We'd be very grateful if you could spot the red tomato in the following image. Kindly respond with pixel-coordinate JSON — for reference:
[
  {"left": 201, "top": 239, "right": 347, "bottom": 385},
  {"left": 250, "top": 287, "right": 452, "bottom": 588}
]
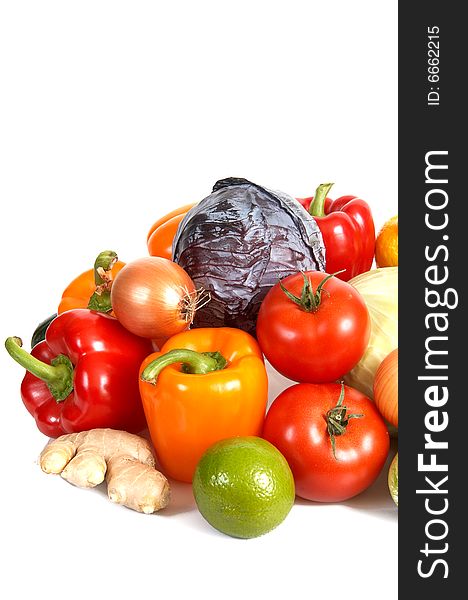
[
  {"left": 263, "top": 383, "right": 389, "bottom": 502},
  {"left": 256, "top": 271, "right": 370, "bottom": 383}
]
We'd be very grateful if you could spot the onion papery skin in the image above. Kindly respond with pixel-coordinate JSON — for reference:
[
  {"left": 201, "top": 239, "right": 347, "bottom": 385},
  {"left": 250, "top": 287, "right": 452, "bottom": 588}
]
[
  {"left": 374, "top": 348, "right": 398, "bottom": 427},
  {"left": 111, "top": 256, "right": 198, "bottom": 340}
]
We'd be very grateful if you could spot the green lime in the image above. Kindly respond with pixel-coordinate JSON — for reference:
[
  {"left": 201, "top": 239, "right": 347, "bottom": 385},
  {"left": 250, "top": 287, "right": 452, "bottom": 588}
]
[
  {"left": 388, "top": 453, "right": 398, "bottom": 506},
  {"left": 193, "top": 436, "right": 295, "bottom": 539}
]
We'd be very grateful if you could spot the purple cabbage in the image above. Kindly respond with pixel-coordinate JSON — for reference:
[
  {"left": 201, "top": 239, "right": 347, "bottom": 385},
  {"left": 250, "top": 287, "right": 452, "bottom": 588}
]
[{"left": 172, "top": 177, "right": 326, "bottom": 336}]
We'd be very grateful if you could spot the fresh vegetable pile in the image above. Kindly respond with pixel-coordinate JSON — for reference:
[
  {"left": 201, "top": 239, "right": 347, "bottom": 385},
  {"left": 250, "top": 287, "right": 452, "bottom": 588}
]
[{"left": 5, "top": 177, "right": 399, "bottom": 537}]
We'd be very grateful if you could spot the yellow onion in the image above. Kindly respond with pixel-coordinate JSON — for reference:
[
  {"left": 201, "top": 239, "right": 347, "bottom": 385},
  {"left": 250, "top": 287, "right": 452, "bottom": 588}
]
[
  {"left": 111, "top": 256, "right": 206, "bottom": 340},
  {"left": 374, "top": 348, "right": 398, "bottom": 427}
]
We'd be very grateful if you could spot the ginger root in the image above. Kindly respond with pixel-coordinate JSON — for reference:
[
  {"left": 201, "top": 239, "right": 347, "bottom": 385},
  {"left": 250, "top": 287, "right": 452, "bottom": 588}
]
[{"left": 39, "top": 429, "right": 170, "bottom": 514}]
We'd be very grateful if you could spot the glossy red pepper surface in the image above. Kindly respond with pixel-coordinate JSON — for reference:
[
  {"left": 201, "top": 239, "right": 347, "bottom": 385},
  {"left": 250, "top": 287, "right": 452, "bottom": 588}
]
[
  {"left": 7, "top": 309, "right": 153, "bottom": 437},
  {"left": 298, "top": 184, "right": 375, "bottom": 281}
]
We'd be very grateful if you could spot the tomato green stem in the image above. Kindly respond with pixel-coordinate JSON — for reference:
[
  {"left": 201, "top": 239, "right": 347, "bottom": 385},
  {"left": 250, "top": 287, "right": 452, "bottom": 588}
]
[
  {"left": 87, "top": 250, "right": 118, "bottom": 313},
  {"left": 308, "top": 183, "right": 334, "bottom": 217},
  {"left": 326, "top": 384, "right": 364, "bottom": 459},
  {"left": 4, "top": 337, "right": 74, "bottom": 401},
  {"left": 141, "top": 349, "right": 228, "bottom": 384},
  {"left": 280, "top": 271, "right": 345, "bottom": 312}
]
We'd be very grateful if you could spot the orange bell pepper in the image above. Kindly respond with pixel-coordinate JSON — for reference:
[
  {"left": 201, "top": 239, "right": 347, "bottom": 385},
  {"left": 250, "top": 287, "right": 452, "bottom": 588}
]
[
  {"left": 58, "top": 250, "right": 125, "bottom": 314},
  {"left": 139, "top": 327, "right": 268, "bottom": 482},
  {"left": 147, "top": 202, "right": 196, "bottom": 260}
]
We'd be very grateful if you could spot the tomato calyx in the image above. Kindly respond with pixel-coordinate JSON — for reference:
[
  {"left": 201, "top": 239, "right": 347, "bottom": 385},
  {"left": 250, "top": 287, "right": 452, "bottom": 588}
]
[
  {"left": 325, "top": 384, "right": 364, "bottom": 459},
  {"left": 280, "top": 271, "right": 345, "bottom": 313}
]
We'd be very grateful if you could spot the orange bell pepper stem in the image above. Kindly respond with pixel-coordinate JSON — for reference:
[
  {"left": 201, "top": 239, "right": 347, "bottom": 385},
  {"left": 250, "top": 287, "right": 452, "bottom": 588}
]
[
  {"left": 87, "top": 250, "right": 118, "bottom": 312},
  {"left": 141, "top": 348, "right": 228, "bottom": 383},
  {"left": 139, "top": 327, "right": 268, "bottom": 483},
  {"left": 57, "top": 250, "right": 125, "bottom": 315}
]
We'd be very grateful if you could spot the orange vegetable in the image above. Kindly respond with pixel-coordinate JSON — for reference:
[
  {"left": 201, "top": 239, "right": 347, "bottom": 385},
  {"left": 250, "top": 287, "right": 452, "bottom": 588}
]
[
  {"left": 58, "top": 250, "right": 125, "bottom": 315},
  {"left": 375, "top": 215, "right": 398, "bottom": 267},
  {"left": 147, "top": 202, "right": 196, "bottom": 259},
  {"left": 139, "top": 327, "right": 268, "bottom": 482},
  {"left": 374, "top": 348, "right": 398, "bottom": 427}
]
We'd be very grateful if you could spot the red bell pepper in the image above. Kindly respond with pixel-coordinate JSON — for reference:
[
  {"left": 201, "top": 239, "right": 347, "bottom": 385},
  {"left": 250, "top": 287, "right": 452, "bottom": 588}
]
[
  {"left": 5, "top": 309, "right": 153, "bottom": 437},
  {"left": 297, "top": 183, "right": 375, "bottom": 281}
]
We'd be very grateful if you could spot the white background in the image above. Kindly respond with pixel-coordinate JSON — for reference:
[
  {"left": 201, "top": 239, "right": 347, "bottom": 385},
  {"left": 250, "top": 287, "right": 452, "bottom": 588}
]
[{"left": 0, "top": 2, "right": 397, "bottom": 599}]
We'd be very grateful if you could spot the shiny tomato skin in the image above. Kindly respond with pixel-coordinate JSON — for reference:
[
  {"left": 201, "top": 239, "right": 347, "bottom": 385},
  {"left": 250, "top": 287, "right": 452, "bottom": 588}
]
[
  {"left": 256, "top": 271, "right": 370, "bottom": 383},
  {"left": 262, "top": 383, "right": 389, "bottom": 502}
]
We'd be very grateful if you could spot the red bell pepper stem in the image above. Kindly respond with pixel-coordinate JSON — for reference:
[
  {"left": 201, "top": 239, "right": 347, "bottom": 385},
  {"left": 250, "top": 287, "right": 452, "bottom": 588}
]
[
  {"left": 141, "top": 349, "right": 228, "bottom": 384},
  {"left": 87, "top": 250, "right": 118, "bottom": 313},
  {"left": 5, "top": 336, "right": 73, "bottom": 402},
  {"left": 308, "top": 183, "right": 334, "bottom": 217}
]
